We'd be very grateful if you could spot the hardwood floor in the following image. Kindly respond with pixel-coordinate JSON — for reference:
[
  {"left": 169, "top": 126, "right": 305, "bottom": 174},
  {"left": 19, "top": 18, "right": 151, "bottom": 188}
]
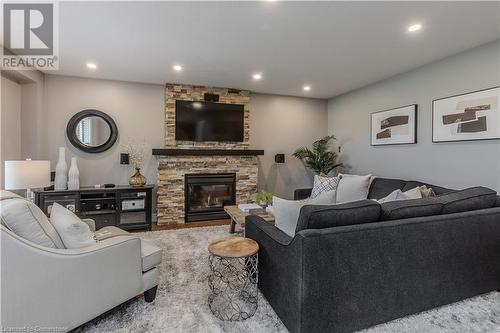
[{"left": 150, "top": 219, "right": 231, "bottom": 231}]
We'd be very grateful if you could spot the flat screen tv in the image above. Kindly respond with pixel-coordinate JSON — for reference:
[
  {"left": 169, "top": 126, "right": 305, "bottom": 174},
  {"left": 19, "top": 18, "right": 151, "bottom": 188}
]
[{"left": 175, "top": 100, "right": 244, "bottom": 142}]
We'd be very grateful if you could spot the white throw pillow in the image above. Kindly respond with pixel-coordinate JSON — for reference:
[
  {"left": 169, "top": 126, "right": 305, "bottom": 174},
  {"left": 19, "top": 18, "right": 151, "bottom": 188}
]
[
  {"left": 336, "top": 174, "right": 372, "bottom": 204},
  {"left": 50, "top": 203, "right": 97, "bottom": 249},
  {"left": 273, "top": 190, "right": 335, "bottom": 237},
  {"left": 310, "top": 175, "right": 340, "bottom": 199},
  {"left": 0, "top": 197, "right": 65, "bottom": 248},
  {"left": 377, "top": 187, "right": 423, "bottom": 203}
]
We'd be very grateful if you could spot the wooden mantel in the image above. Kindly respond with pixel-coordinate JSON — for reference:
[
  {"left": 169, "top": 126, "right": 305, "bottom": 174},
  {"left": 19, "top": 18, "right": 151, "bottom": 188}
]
[{"left": 152, "top": 148, "right": 264, "bottom": 156}]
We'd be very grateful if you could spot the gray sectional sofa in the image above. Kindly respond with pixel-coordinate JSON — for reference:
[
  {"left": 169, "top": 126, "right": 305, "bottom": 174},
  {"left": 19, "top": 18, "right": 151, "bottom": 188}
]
[{"left": 245, "top": 178, "right": 500, "bottom": 333}]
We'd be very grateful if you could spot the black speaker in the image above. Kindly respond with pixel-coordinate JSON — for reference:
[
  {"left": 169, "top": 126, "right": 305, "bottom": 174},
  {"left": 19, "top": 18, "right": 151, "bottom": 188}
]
[
  {"left": 275, "top": 154, "right": 285, "bottom": 163},
  {"left": 120, "top": 153, "right": 130, "bottom": 165},
  {"left": 204, "top": 93, "right": 219, "bottom": 102}
]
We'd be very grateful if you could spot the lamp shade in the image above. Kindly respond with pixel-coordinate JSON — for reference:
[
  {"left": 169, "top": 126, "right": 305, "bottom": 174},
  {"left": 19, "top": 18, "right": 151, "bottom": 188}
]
[{"left": 4, "top": 160, "right": 51, "bottom": 190}]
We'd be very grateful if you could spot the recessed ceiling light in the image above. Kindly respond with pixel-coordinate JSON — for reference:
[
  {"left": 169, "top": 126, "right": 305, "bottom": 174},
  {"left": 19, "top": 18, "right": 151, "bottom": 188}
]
[
  {"left": 173, "top": 65, "right": 183, "bottom": 71},
  {"left": 303, "top": 85, "right": 311, "bottom": 91},
  {"left": 252, "top": 73, "right": 262, "bottom": 80},
  {"left": 407, "top": 24, "right": 422, "bottom": 32},
  {"left": 86, "top": 62, "right": 97, "bottom": 69}
]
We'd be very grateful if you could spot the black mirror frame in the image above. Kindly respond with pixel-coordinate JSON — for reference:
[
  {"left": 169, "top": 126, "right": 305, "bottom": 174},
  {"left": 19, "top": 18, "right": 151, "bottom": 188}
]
[{"left": 66, "top": 109, "right": 118, "bottom": 153}]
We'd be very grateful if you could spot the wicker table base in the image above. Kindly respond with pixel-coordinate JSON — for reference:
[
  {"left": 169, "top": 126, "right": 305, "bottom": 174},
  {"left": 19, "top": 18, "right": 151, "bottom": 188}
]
[{"left": 207, "top": 237, "right": 259, "bottom": 321}]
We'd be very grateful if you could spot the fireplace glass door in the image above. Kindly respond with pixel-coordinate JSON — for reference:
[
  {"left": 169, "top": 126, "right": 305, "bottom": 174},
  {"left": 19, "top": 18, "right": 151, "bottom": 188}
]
[{"left": 185, "top": 173, "right": 236, "bottom": 222}]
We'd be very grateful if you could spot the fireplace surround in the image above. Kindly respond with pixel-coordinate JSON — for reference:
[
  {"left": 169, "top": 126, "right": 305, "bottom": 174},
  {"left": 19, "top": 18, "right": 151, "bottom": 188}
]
[
  {"left": 185, "top": 173, "right": 235, "bottom": 222},
  {"left": 155, "top": 83, "right": 261, "bottom": 225}
]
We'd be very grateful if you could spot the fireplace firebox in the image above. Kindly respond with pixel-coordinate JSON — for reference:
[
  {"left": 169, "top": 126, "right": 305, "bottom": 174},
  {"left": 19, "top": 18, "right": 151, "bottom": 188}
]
[{"left": 185, "top": 173, "right": 236, "bottom": 222}]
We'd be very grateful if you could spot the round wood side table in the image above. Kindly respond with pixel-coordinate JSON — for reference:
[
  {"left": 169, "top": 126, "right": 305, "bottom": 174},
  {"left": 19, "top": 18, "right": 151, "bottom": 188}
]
[{"left": 207, "top": 237, "right": 259, "bottom": 321}]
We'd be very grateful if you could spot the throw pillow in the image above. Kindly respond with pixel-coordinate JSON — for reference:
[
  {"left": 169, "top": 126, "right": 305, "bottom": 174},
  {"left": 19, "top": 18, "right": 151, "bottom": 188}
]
[
  {"left": 0, "top": 197, "right": 65, "bottom": 248},
  {"left": 419, "top": 185, "right": 436, "bottom": 198},
  {"left": 336, "top": 174, "right": 372, "bottom": 204},
  {"left": 377, "top": 187, "right": 422, "bottom": 204},
  {"left": 50, "top": 203, "right": 97, "bottom": 249},
  {"left": 273, "top": 190, "right": 336, "bottom": 237},
  {"left": 310, "top": 175, "right": 340, "bottom": 199}
]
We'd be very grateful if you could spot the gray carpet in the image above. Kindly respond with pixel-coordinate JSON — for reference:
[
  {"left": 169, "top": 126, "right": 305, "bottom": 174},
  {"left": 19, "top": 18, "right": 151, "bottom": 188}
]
[{"left": 79, "top": 226, "right": 500, "bottom": 333}]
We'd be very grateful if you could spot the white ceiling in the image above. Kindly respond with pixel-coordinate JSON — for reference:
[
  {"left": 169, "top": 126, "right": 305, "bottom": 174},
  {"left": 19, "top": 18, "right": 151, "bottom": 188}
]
[{"left": 52, "top": 1, "right": 500, "bottom": 99}]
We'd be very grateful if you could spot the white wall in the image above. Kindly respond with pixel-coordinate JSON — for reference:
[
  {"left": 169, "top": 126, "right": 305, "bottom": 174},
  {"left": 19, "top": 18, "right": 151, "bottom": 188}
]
[
  {"left": 0, "top": 76, "right": 22, "bottom": 188},
  {"left": 250, "top": 94, "right": 328, "bottom": 198},
  {"left": 44, "top": 75, "right": 165, "bottom": 186},
  {"left": 328, "top": 40, "right": 500, "bottom": 191}
]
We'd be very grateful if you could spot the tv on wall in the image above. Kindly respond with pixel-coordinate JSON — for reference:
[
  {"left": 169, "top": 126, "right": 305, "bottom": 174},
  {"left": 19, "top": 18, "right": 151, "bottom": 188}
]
[{"left": 175, "top": 100, "right": 244, "bottom": 142}]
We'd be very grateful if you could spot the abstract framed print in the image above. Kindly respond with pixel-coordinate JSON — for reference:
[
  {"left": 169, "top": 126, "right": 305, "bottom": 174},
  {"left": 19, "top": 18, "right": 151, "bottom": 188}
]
[
  {"left": 371, "top": 104, "right": 417, "bottom": 146},
  {"left": 432, "top": 86, "right": 500, "bottom": 143}
]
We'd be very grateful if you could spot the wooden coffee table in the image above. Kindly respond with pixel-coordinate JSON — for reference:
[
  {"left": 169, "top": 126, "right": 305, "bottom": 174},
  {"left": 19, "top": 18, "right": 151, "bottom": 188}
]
[{"left": 224, "top": 205, "right": 274, "bottom": 234}]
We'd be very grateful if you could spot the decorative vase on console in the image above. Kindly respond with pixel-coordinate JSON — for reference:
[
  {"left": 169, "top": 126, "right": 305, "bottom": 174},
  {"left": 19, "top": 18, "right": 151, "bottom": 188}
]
[
  {"left": 129, "top": 168, "right": 147, "bottom": 187},
  {"left": 54, "top": 147, "right": 68, "bottom": 190},
  {"left": 122, "top": 138, "right": 147, "bottom": 188},
  {"left": 68, "top": 157, "right": 80, "bottom": 190}
]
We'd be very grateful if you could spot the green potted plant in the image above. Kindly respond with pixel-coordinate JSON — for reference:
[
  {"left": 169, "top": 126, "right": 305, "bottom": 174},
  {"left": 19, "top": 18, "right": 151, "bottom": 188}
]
[
  {"left": 253, "top": 191, "right": 273, "bottom": 208},
  {"left": 293, "top": 135, "right": 343, "bottom": 175}
]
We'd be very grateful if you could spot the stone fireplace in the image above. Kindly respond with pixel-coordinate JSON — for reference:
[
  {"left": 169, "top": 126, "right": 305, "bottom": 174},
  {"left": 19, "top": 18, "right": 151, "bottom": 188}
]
[{"left": 155, "top": 84, "right": 261, "bottom": 226}]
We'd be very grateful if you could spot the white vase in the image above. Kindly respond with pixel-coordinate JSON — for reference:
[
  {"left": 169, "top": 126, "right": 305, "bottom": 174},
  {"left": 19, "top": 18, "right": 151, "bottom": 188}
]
[
  {"left": 54, "top": 147, "right": 68, "bottom": 190},
  {"left": 68, "top": 157, "right": 80, "bottom": 190}
]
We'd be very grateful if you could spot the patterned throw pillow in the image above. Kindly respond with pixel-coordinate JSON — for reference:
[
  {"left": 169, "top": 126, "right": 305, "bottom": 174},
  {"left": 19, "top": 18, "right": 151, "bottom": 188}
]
[{"left": 310, "top": 175, "right": 340, "bottom": 199}]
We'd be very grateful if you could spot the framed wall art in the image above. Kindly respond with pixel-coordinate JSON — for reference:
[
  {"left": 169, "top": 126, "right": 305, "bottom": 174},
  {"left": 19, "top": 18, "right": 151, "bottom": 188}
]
[
  {"left": 432, "top": 86, "right": 500, "bottom": 143},
  {"left": 371, "top": 104, "right": 417, "bottom": 146}
]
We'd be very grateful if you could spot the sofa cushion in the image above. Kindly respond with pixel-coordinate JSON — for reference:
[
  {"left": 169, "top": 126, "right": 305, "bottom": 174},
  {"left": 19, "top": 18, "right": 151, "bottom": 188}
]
[
  {"left": 141, "top": 240, "right": 162, "bottom": 272},
  {"left": 94, "top": 226, "right": 161, "bottom": 272},
  {"left": 95, "top": 226, "right": 130, "bottom": 240},
  {"left": 296, "top": 200, "right": 381, "bottom": 232},
  {"left": 50, "top": 203, "right": 97, "bottom": 249},
  {"left": 0, "top": 197, "right": 65, "bottom": 248},
  {"left": 380, "top": 197, "right": 443, "bottom": 221},
  {"left": 368, "top": 178, "right": 407, "bottom": 200},
  {"left": 496, "top": 195, "right": 500, "bottom": 207},
  {"left": 438, "top": 187, "right": 497, "bottom": 214}
]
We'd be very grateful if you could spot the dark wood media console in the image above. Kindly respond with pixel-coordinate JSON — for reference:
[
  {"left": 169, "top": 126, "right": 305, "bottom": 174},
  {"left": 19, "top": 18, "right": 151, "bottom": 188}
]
[{"left": 34, "top": 185, "right": 153, "bottom": 231}]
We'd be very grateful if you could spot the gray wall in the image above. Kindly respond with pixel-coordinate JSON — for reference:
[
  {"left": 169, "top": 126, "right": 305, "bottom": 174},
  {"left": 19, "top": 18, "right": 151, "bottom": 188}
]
[
  {"left": 44, "top": 75, "right": 165, "bottom": 186},
  {"left": 250, "top": 94, "right": 328, "bottom": 199},
  {"left": 1, "top": 76, "right": 22, "bottom": 188},
  {"left": 328, "top": 40, "right": 500, "bottom": 191},
  {"left": 43, "top": 75, "right": 328, "bottom": 198}
]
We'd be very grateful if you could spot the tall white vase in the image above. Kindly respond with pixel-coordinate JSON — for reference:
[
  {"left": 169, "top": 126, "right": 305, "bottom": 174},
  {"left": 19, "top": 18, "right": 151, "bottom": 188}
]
[
  {"left": 68, "top": 157, "right": 80, "bottom": 190},
  {"left": 54, "top": 147, "right": 68, "bottom": 190}
]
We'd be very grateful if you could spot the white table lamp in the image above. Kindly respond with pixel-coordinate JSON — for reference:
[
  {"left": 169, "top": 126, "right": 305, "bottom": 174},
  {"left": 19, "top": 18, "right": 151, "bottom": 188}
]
[{"left": 4, "top": 160, "right": 51, "bottom": 201}]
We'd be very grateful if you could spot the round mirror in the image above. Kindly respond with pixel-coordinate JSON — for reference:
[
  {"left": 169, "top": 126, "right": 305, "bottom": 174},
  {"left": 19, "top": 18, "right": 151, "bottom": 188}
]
[{"left": 67, "top": 110, "right": 118, "bottom": 153}]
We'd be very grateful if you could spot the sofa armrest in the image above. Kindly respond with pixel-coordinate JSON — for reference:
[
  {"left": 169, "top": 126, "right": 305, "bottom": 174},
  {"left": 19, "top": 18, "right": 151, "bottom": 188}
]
[
  {"left": 245, "top": 216, "right": 303, "bottom": 332},
  {"left": 245, "top": 215, "right": 292, "bottom": 245},
  {"left": 1, "top": 227, "right": 144, "bottom": 330},
  {"left": 294, "top": 188, "right": 312, "bottom": 200},
  {"left": 81, "top": 218, "right": 96, "bottom": 232}
]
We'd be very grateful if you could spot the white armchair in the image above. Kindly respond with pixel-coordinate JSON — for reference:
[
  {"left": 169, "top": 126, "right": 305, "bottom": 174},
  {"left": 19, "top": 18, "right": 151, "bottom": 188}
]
[{"left": 0, "top": 192, "right": 161, "bottom": 332}]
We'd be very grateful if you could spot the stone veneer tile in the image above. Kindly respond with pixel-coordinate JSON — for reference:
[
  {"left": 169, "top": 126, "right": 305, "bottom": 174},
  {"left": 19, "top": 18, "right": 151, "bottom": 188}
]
[{"left": 157, "top": 84, "right": 257, "bottom": 225}]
